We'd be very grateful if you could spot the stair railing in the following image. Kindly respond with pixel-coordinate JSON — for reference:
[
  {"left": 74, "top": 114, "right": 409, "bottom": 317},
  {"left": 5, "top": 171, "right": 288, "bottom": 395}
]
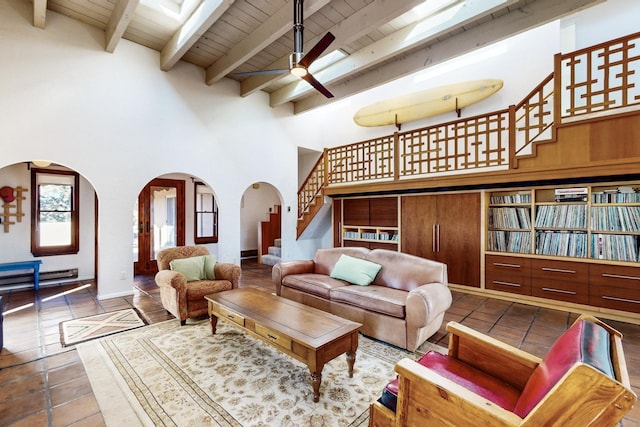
[{"left": 296, "top": 31, "right": 640, "bottom": 236}]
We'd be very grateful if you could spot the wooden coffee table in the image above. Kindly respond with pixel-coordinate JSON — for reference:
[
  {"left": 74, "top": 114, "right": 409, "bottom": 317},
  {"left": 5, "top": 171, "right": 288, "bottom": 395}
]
[{"left": 205, "top": 288, "right": 361, "bottom": 402}]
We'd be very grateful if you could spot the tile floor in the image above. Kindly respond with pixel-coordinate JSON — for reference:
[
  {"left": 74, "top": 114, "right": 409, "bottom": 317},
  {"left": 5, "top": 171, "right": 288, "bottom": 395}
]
[{"left": 0, "top": 259, "right": 638, "bottom": 426}]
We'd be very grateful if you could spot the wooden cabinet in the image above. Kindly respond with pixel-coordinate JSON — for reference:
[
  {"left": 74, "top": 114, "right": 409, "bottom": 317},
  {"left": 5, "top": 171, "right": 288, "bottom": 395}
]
[
  {"left": 485, "top": 255, "right": 531, "bottom": 295},
  {"left": 589, "top": 264, "right": 640, "bottom": 313},
  {"left": 402, "top": 193, "right": 481, "bottom": 287},
  {"left": 339, "top": 197, "right": 399, "bottom": 249},
  {"left": 530, "top": 258, "right": 589, "bottom": 305},
  {"left": 484, "top": 181, "right": 640, "bottom": 316}
]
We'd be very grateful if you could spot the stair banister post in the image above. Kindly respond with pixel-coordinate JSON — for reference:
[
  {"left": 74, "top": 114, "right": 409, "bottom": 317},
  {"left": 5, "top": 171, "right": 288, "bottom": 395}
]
[
  {"left": 508, "top": 104, "right": 517, "bottom": 169},
  {"left": 323, "top": 148, "right": 329, "bottom": 188},
  {"left": 553, "top": 52, "right": 562, "bottom": 127},
  {"left": 393, "top": 131, "right": 400, "bottom": 181}
]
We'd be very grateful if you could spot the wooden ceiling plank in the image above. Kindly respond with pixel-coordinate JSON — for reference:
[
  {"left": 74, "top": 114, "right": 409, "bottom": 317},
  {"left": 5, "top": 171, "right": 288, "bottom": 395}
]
[
  {"left": 205, "top": 0, "right": 330, "bottom": 85},
  {"left": 160, "top": 0, "right": 236, "bottom": 71},
  {"left": 33, "top": 0, "right": 47, "bottom": 28},
  {"left": 105, "top": 0, "right": 140, "bottom": 53},
  {"left": 292, "top": 0, "right": 604, "bottom": 113},
  {"left": 269, "top": 0, "right": 507, "bottom": 106},
  {"left": 240, "top": 0, "right": 425, "bottom": 97}
]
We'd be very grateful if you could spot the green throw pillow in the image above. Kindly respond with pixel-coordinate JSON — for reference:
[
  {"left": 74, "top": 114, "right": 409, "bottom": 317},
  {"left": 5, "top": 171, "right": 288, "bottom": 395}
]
[
  {"left": 330, "top": 254, "right": 382, "bottom": 286},
  {"left": 203, "top": 254, "right": 217, "bottom": 280},
  {"left": 170, "top": 256, "right": 205, "bottom": 282}
]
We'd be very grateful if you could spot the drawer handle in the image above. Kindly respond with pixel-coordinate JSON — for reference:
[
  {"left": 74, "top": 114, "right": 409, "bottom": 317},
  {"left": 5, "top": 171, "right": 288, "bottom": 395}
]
[
  {"left": 602, "top": 296, "right": 640, "bottom": 304},
  {"left": 541, "top": 267, "right": 576, "bottom": 274},
  {"left": 602, "top": 273, "right": 640, "bottom": 281},
  {"left": 267, "top": 333, "right": 278, "bottom": 341},
  {"left": 493, "top": 280, "right": 520, "bottom": 287},
  {"left": 541, "top": 287, "right": 576, "bottom": 295},
  {"left": 226, "top": 314, "right": 235, "bottom": 319},
  {"left": 494, "top": 263, "right": 521, "bottom": 268}
]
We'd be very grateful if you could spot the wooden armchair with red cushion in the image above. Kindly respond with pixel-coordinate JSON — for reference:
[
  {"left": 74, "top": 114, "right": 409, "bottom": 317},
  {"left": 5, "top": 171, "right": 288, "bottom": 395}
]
[{"left": 370, "top": 314, "right": 636, "bottom": 427}]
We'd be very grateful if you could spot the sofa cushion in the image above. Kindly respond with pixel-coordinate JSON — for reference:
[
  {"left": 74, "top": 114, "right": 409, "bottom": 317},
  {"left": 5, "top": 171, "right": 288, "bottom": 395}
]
[
  {"left": 513, "top": 319, "right": 613, "bottom": 418},
  {"left": 282, "top": 274, "right": 348, "bottom": 299},
  {"left": 203, "top": 255, "right": 217, "bottom": 280},
  {"left": 330, "top": 285, "right": 406, "bottom": 318},
  {"left": 330, "top": 254, "right": 382, "bottom": 286},
  {"left": 313, "top": 247, "right": 370, "bottom": 275},
  {"left": 170, "top": 256, "right": 206, "bottom": 281},
  {"left": 380, "top": 351, "right": 521, "bottom": 413},
  {"left": 366, "top": 249, "right": 447, "bottom": 292}
]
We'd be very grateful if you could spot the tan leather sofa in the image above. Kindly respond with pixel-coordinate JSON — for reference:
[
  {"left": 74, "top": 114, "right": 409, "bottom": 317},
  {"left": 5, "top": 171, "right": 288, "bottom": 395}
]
[{"left": 272, "top": 247, "right": 451, "bottom": 351}]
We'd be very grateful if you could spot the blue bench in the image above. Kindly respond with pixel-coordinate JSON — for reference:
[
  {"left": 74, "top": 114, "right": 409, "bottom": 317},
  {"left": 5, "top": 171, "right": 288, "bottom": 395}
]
[{"left": 0, "top": 260, "right": 43, "bottom": 291}]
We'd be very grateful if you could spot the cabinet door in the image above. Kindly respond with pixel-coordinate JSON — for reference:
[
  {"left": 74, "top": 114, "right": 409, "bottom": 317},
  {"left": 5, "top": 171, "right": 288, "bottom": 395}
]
[
  {"left": 401, "top": 194, "right": 438, "bottom": 260},
  {"left": 401, "top": 193, "right": 481, "bottom": 287},
  {"left": 437, "top": 193, "right": 481, "bottom": 287}
]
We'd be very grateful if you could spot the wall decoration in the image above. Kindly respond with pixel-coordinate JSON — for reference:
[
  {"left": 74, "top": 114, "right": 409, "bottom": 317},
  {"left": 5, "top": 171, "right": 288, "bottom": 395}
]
[{"left": 1, "top": 186, "right": 27, "bottom": 232}]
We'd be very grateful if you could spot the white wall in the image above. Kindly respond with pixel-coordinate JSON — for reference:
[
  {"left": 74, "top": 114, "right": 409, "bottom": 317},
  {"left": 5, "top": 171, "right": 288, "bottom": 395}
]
[{"left": 1, "top": 0, "right": 638, "bottom": 298}]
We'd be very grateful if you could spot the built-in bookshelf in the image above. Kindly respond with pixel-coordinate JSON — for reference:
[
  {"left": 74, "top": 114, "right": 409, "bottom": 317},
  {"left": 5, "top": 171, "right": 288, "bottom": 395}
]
[
  {"left": 534, "top": 187, "right": 588, "bottom": 258},
  {"left": 342, "top": 226, "right": 399, "bottom": 244},
  {"left": 590, "top": 184, "right": 640, "bottom": 262},
  {"left": 487, "top": 190, "right": 532, "bottom": 253},
  {"left": 486, "top": 183, "right": 640, "bottom": 262}
]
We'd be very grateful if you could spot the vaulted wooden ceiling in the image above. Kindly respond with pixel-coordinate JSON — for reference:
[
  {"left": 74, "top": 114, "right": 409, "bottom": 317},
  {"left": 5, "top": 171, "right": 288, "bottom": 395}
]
[{"left": 30, "top": 0, "right": 601, "bottom": 113}]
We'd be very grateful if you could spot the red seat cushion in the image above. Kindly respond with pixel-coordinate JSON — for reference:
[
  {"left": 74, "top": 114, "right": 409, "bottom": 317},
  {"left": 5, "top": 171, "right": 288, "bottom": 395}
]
[
  {"left": 380, "top": 351, "right": 521, "bottom": 412},
  {"left": 513, "top": 319, "right": 613, "bottom": 418}
]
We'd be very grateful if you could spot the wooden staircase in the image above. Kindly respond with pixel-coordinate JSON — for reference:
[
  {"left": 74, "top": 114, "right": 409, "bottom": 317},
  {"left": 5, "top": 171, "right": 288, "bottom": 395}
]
[{"left": 258, "top": 205, "right": 281, "bottom": 265}]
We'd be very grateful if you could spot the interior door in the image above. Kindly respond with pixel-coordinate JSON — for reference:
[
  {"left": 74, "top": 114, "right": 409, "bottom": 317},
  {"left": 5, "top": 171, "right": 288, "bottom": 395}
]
[
  {"left": 134, "top": 178, "right": 185, "bottom": 275},
  {"left": 401, "top": 194, "right": 438, "bottom": 259}
]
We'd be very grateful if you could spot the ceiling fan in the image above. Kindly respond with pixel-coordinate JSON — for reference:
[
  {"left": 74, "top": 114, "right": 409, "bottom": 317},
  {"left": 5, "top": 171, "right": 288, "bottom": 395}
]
[{"left": 233, "top": 0, "right": 335, "bottom": 98}]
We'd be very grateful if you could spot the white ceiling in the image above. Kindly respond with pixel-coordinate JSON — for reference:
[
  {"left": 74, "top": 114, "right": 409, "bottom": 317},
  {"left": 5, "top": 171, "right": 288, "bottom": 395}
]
[{"left": 30, "top": 0, "right": 603, "bottom": 113}]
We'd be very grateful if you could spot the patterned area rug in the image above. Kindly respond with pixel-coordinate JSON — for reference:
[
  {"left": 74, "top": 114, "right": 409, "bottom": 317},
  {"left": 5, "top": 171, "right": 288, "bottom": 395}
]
[
  {"left": 60, "top": 308, "right": 147, "bottom": 347},
  {"left": 77, "top": 318, "right": 446, "bottom": 426}
]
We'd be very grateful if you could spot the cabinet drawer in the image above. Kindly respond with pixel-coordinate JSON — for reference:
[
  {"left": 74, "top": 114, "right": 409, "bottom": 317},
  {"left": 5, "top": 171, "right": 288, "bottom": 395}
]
[
  {"left": 486, "top": 270, "right": 531, "bottom": 295},
  {"left": 589, "top": 264, "right": 640, "bottom": 313},
  {"left": 531, "top": 259, "right": 588, "bottom": 281},
  {"left": 217, "top": 306, "right": 245, "bottom": 327},
  {"left": 486, "top": 255, "right": 531, "bottom": 274},
  {"left": 255, "top": 324, "right": 292, "bottom": 351},
  {"left": 531, "top": 278, "right": 588, "bottom": 304}
]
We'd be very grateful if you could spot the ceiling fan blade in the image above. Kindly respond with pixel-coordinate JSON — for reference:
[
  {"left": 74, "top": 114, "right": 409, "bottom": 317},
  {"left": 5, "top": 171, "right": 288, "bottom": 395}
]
[
  {"left": 299, "top": 32, "right": 335, "bottom": 68},
  {"left": 301, "top": 73, "right": 334, "bottom": 98},
  {"left": 232, "top": 69, "right": 289, "bottom": 77}
]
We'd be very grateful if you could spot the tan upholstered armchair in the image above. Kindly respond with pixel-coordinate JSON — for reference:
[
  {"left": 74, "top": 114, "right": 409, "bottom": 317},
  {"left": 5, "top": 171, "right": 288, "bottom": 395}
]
[{"left": 155, "top": 245, "right": 241, "bottom": 325}]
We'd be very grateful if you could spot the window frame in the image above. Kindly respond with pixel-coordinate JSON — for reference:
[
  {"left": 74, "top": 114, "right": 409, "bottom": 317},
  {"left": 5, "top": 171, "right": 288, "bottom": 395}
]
[
  {"left": 193, "top": 181, "right": 218, "bottom": 244},
  {"left": 31, "top": 168, "right": 80, "bottom": 256}
]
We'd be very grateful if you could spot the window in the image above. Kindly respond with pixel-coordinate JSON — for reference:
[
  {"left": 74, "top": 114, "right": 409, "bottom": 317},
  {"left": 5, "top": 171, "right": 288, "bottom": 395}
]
[
  {"left": 31, "top": 169, "right": 80, "bottom": 256},
  {"left": 194, "top": 182, "right": 218, "bottom": 243}
]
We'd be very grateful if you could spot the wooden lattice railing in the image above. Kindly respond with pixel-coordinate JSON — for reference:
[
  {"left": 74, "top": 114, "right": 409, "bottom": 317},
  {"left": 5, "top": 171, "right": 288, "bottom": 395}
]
[
  {"left": 557, "top": 32, "right": 640, "bottom": 123},
  {"left": 297, "top": 31, "right": 640, "bottom": 234}
]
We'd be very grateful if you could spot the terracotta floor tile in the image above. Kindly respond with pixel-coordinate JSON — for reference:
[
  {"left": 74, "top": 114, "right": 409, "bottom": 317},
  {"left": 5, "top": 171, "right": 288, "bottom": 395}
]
[
  {"left": 51, "top": 394, "right": 100, "bottom": 427},
  {"left": 50, "top": 376, "right": 92, "bottom": 407},
  {"left": 0, "top": 390, "right": 47, "bottom": 425}
]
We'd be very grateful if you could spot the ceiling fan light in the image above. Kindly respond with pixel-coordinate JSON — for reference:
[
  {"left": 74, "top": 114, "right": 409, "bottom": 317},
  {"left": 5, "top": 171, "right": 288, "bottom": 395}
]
[
  {"left": 32, "top": 160, "right": 51, "bottom": 167},
  {"left": 290, "top": 65, "right": 308, "bottom": 77}
]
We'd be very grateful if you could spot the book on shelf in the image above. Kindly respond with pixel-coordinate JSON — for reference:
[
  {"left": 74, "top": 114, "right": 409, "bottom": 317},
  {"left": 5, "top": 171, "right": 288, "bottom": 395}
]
[{"left": 592, "top": 186, "right": 640, "bottom": 203}]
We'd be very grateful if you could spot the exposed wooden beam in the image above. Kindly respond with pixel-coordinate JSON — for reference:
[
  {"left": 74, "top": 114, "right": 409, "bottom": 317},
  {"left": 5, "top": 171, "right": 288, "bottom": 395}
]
[
  {"left": 105, "top": 0, "right": 140, "bottom": 53},
  {"left": 161, "top": 0, "right": 236, "bottom": 71},
  {"left": 270, "top": 0, "right": 509, "bottom": 107},
  {"left": 207, "top": 0, "right": 330, "bottom": 85},
  {"left": 292, "top": 0, "right": 605, "bottom": 114},
  {"left": 33, "top": 0, "right": 47, "bottom": 29},
  {"left": 240, "top": 0, "right": 425, "bottom": 97}
]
